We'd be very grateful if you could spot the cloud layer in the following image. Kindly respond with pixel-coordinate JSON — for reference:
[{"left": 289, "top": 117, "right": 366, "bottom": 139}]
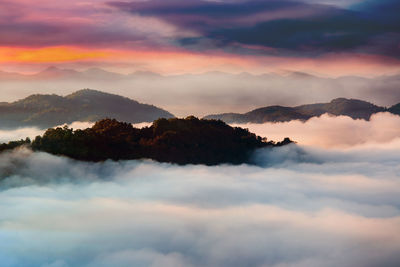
[
  {"left": 234, "top": 112, "right": 400, "bottom": 148},
  {"left": 1, "top": 144, "right": 400, "bottom": 266}
]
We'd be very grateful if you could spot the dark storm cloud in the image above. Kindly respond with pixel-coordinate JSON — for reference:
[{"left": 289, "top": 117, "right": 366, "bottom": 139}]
[
  {"left": 109, "top": 0, "right": 320, "bottom": 31},
  {"left": 110, "top": 0, "right": 400, "bottom": 57}
]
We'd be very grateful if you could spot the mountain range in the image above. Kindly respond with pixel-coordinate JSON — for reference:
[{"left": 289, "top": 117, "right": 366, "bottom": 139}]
[
  {"left": 204, "top": 98, "right": 399, "bottom": 123},
  {"left": 1, "top": 87, "right": 400, "bottom": 129},
  {"left": 0, "top": 89, "right": 173, "bottom": 129},
  {"left": 1, "top": 67, "right": 400, "bottom": 117},
  {"left": 0, "top": 66, "right": 162, "bottom": 81}
]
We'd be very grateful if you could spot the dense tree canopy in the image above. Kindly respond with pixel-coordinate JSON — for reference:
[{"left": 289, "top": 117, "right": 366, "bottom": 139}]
[
  {"left": 0, "top": 138, "right": 31, "bottom": 153},
  {"left": 29, "top": 117, "right": 293, "bottom": 165}
]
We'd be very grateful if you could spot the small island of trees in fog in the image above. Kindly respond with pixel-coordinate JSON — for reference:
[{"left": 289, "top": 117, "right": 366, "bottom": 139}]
[{"left": 0, "top": 117, "right": 293, "bottom": 165}]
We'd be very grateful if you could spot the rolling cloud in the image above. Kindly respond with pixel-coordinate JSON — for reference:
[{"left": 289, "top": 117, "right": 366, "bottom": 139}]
[
  {"left": 234, "top": 112, "right": 400, "bottom": 148},
  {"left": 1, "top": 143, "right": 400, "bottom": 266},
  {"left": 1, "top": 82, "right": 400, "bottom": 266}
]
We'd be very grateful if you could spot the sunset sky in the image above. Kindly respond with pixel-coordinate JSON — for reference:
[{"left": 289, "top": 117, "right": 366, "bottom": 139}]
[{"left": 1, "top": 0, "right": 399, "bottom": 76}]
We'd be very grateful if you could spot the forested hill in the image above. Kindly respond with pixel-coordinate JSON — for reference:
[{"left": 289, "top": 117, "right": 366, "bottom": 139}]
[
  {"left": 204, "top": 98, "right": 392, "bottom": 123},
  {"left": 0, "top": 89, "right": 174, "bottom": 129},
  {"left": 19, "top": 117, "right": 292, "bottom": 165}
]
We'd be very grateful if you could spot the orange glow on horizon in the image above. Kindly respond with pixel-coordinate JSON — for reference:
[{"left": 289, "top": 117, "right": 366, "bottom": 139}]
[
  {"left": 0, "top": 46, "right": 399, "bottom": 77},
  {"left": 0, "top": 46, "right": 111, "bottom": 63},
  {"left": 0, "top": 46, "right": 256, "bottom": 74}
]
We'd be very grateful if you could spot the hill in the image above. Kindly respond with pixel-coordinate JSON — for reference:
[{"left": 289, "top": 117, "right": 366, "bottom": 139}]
[
  {"left": 204, "top": 98, "right": 388, "bottom": 123},
  {"left": 0, "top": 89, "right": 174, "bottom": 129},
  {"left": 26, "top": 117, "right": 293, "bottom": 165},
  {"left": 1, "top": 67, "right": 400, "bottom": 117},
  {"left": 388, "top": 103, "right": 400, "bottom": 115}
]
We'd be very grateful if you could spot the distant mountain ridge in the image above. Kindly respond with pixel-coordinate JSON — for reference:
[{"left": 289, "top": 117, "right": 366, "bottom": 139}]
[
  {"left": 1, "top": 66, "right": 398, "bottom": 83},
  {"left": 204, "top": 98, "right": 397, "bottom": 123},
  {"left": 1, "top": 67, "right": 400, "bottom": 117},
  {"left": 0, "top": 89, "right": 174, "bottom": 129},
  {"left": 0, "top": 66, "right": 162, "bottom": 81}
]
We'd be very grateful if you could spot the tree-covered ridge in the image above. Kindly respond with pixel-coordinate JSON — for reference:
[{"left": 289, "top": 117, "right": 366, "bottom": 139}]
[
  {"left": 0, "top": 138, "right": 31, "bottom": 154},
  {"left": 29, "top": 117, "right": 293, "bottom": 165},
  {"left": 204, "top": 98, "right": 389, "bottom": 123},
  {"left": 0, "top": 89, "right": 174, "bottom": 129}
]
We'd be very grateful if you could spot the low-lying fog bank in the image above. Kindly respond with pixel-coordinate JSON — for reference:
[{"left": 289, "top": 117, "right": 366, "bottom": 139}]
[
  {"left": 234, "top": 112, "right": 400, "bottom": 148},
  {"left": 0, "top": 141, "right": 399, "bottom": 266},
  {"left": 1, "top": 113, "right": 400, "bottom": 266}
]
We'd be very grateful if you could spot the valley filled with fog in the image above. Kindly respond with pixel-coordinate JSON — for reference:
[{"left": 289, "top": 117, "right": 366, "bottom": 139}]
[{"left": 1, "top": 114, "right": 400, "bottom": 267}]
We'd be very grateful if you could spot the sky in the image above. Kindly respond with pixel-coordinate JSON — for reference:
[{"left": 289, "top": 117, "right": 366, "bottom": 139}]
[{"left": 0, "top": 0, "right": 399, "bottom": 76}]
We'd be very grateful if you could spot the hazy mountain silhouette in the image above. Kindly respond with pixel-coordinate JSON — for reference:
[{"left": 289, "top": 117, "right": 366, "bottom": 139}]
[
  {"left": 388, "top": 103, "right": 400, "bottom": 115},
  {"left": 0, "top": 67, "right": 153, "bottom": 81},
  {"left": 204, "top": 98, "right": 390, "bottom": 123},
  {"left": 1, "top": 67, "right": 400, "bottom": 117},
  {"left": 35, "top": 66, "right": 81, "bottom": 79},
  {"left": 0, "top": 89, "right": 174, "bottom": 129}
]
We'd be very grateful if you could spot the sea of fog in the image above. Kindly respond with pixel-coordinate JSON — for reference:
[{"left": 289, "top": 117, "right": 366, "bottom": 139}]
[{"left": 1, "top": 113, "right": 400, "bottom": 267}]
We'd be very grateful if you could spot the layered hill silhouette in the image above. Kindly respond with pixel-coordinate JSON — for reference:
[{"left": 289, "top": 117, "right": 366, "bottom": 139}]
[
  {"left": 1, "top": 86, "right": 399, "bottom": 129},
  {"left": 0, "top": 89, "right": 174, "bottom": 129},
  {"left": 204, "top": 98, "right": 398, "bottom": 123},
  {"left": 0, "top": 117, "right": 293, "bottom": 165},
  {"left": 1, "top": 67, "right": 400, "bottom": 117},
  {"left": 0, "top": 66, "right": 162, "bottom": 81}
]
